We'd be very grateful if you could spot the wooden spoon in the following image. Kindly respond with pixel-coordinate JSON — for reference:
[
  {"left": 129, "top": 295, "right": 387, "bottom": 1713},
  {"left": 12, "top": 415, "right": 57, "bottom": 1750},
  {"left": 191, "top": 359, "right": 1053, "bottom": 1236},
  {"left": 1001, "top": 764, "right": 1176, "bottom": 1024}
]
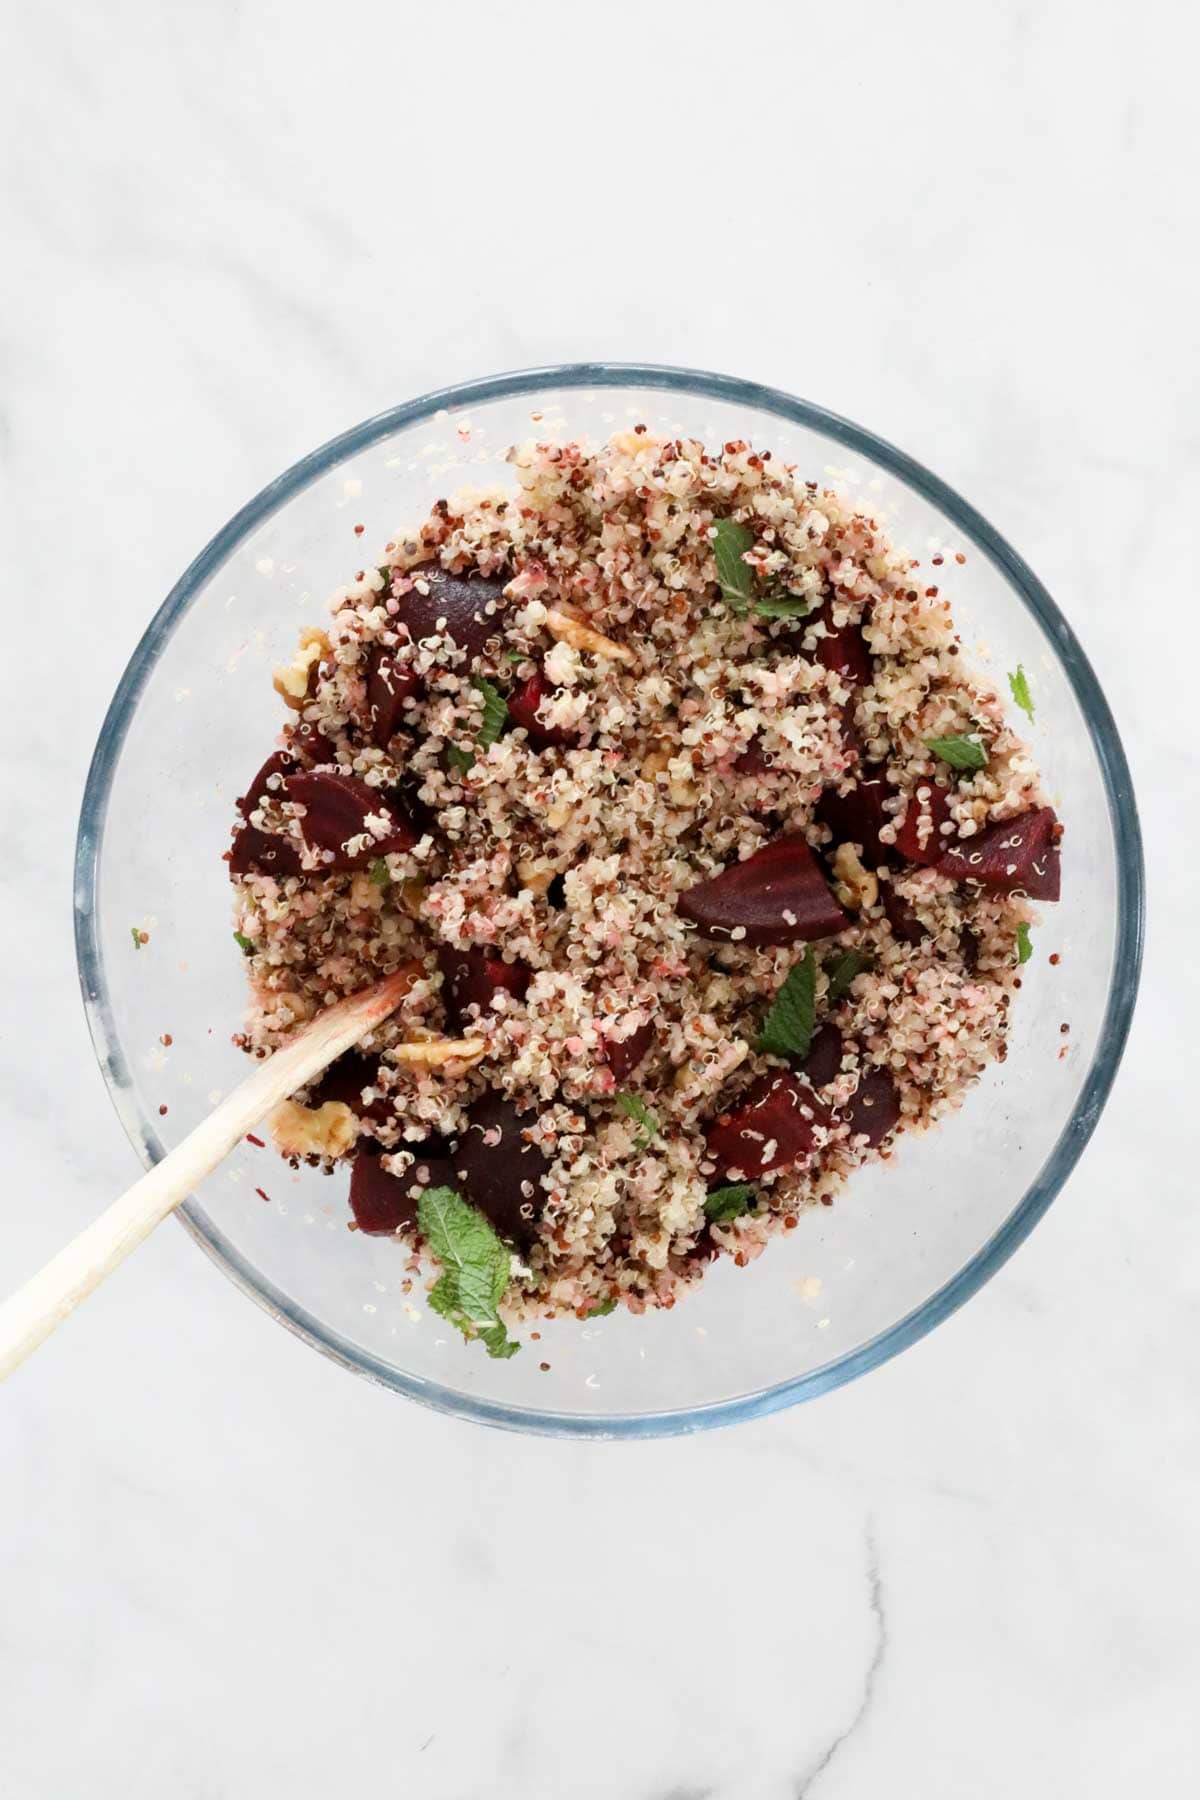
[{"left": 0, "top": 971, "right": 416, "bottom": 1381}]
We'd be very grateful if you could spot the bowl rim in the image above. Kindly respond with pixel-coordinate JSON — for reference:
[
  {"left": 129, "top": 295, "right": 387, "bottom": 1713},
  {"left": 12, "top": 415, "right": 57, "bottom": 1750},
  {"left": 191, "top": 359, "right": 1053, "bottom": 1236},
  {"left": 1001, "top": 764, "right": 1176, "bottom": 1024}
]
[{"left": 74, "top": 361, "right": 1145, "bottom": 1438}]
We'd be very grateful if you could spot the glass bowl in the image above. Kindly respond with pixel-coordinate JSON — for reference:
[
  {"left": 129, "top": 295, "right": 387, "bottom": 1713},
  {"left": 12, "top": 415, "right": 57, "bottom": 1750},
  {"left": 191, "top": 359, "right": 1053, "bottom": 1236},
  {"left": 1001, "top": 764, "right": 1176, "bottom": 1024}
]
[{"left": 74, "top": 364, "right": 1144, "bottom": 1437}]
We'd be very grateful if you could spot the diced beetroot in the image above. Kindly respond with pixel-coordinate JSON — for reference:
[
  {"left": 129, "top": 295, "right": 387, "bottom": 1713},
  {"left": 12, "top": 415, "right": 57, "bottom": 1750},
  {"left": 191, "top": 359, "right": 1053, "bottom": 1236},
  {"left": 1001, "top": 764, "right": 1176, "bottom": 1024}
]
[
  {"left": 706, "top": 1070, "right": 832, "bottom": 1175},
  {"left": 349, "top": 1144, "right": 456, "bottom": 1236},
  {"left": 733, "top": 736, "right": 772, "bottom": 777},
  {"left": 603, "top": 1018, "right": 655, "bottom": 1081},
  {"left": 228, "top": 825, "right": 303, "bottom": 878},
  {"left": 936, "top": 806, "right": 1061, "bottom": 900},
  {"left": 451, "top": 1094, "right": 549, "bottom": 1248},
  {"left": 796, "top": 1024, "right": 844, "bottom": 1088},
  {"left": 678, "top": 834, "right": 847, "bottom": 947},
  {"left": 366, "top": 643, "right": 422, "bottom": 747},
  {"left": 881, "top": 881, "right": 928, "bottom": 945},
  {"left": 396, "top": 562, "right": 506, "bottom": 663},
  {"left": 811, "top": 601, "right": 874, "bottom": 688},
  {"left": 842, "top": 1068, "right": 902, "bottom": 1147},
  {"left": 437, "top": 944, "right": 531, "bottom": 1030},
  {"left": 312, "top": 1051, "right": 393, "bottom": 1124},
  {"left": 291, "top": 718, "right": 340, "bottom": 763},
  {"left": 238, "top": 751, "right": 296, "bottom": 819},
  {"left": 816, "top": 768, "right": 893, "bottom": 865},
  {"left": 509, "top": 669, "right": 575, "bottom": 746},
  {"left": 283, "top": 771, "right": 416, "bottom": 870},
  {"left": 893, "top": 781, "right": 953, "bottom": 865}
]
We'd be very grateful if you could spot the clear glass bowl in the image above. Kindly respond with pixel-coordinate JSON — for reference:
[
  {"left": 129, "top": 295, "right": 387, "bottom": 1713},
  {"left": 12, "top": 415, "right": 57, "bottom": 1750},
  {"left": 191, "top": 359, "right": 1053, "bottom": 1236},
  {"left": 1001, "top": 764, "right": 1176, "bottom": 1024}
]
[{"left": 75, "top": 365, "right": 1144, "bottom": 1437}]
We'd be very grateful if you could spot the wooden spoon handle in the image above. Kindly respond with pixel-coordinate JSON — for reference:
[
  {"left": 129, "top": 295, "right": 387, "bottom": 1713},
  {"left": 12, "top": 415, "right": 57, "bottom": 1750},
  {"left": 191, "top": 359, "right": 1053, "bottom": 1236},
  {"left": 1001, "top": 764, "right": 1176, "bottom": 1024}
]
[{"left": 0, "top": 970, "right": 413, "bottom": 1381}]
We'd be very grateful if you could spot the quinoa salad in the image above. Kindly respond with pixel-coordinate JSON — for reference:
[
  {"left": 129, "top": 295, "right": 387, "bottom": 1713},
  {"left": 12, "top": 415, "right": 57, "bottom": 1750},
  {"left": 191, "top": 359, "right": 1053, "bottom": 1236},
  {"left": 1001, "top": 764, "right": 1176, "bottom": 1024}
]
[{"left": 227, "top": 429, "right": 1062, "bottom": 1356}]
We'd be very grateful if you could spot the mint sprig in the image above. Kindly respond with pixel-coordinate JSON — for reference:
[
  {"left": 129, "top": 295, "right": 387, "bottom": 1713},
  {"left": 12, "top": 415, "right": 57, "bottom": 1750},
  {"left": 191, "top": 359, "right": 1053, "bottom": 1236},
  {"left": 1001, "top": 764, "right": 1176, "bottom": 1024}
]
[
  {"left": 1008, "top": 665, "right": 1035, "bottom": 722},
  {"left": 369, "top": 857, "right": 390, "bottom": 889},
  {"left": 445, "top": 743, "right": 475, "bottom": 775},
  {"left": 233, "top": 930, "right": 255, "bottom": 955},
  {"left": 756, "top": 947, "right": 817, "bottom": 1059},
  {"left": 417, "top": 1185, "right": 519, "bottom": 1359},
  {"left": 616, "top": 1092, "right": 660, "bottom": 1147},
  {"left": 824, "top": 948, "right": 873, "bottom": 1003},
  {"left": 586, "top": 1296, "right": 617, "bottom": 1318},
  {"left": 711, "top": 517, "right": 810, "bottom": 621},
  {"left": 704, "top": 1183, "right": 757, "bottom": 1224},
  {"left": 712, "top": 517, "right": 757, "bottom": 607},
  {"left": 1016, "top": 921, "right": 1033, "bottom": 966},
  {"left": 926, "top": 733, "right": 987, "bottom": 772},
  {"left": 473, "top": 676, "right": 509, "bottom": 751}
]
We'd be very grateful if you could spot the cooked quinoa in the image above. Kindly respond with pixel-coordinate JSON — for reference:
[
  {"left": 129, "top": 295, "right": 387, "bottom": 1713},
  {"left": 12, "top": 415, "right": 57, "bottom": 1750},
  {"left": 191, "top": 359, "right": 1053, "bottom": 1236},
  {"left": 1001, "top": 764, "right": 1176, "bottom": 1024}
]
[{"left": 228, "top": 429, "right": 1062, "bottom": 1341}]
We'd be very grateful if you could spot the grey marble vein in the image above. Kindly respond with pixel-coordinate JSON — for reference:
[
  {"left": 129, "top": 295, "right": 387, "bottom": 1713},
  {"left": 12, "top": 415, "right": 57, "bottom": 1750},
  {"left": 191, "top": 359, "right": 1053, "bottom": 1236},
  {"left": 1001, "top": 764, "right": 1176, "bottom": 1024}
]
[{"left": 794, "top": 1524, "right": 887, "bottom": 1798}]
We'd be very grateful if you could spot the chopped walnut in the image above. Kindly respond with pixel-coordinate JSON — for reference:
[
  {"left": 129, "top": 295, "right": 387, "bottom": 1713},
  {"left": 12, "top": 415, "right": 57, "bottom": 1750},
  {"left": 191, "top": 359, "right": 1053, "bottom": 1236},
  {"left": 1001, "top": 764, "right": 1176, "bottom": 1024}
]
[
  {"left": 272, "top": 627, "right": 331, "bottom": 709},
  {"left": 390, "top": 1036, "right": 487, "bottom": 1069},
  {"left": 545, "top": 607, "right": 634, "bottom": 665},
  {"left": 831, "top": 842, "right": 878, "bottom": 912},
  {"left": 269, "top": 1097, "right": 358, "bottom": 1159}
]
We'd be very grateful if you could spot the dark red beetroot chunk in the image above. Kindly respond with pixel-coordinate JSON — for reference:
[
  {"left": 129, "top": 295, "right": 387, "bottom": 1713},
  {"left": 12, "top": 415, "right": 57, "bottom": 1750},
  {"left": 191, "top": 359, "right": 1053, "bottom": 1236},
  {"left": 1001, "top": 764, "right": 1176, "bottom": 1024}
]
[
  {"left": 603, "top": 1018, "right": 655, "bottom": 1081},
  {"left": 816, "top": 768, "right": 893, "bottom": 866},
  {"left": 811, "top": 601, "right": 874, "bottom": 688},
  {"left": 438, "top": 944, "right": 531, "bottom": 1031},
  {"left": 707, "top": 1070, "right": 832, "bottom": 1176},
  {"left": 733, "top": 736, "right": 772, "bottom": 777},
  {"left": 678, "top": 834, "right": 847, "bottom": 947},
  {"left": 509, "top": 669, "right": 575, "bottom": 747},
  {"left": 283, "top": 771, "right": 416, "bottom": 870},
  {"left": 451, "top": 1094, "right": 549, "bottom": 1248},
  {"left": 796, "top": 1023, "right": 844, "bottom": 1088},
  {"left": 291, "top": 717, "right": 342, "bottom": 764},
  {"left": 312, "top": 1051, "right": 393, "bottom": 1124},
  {"left": 238, "top": 751, "right": 297, "bottom": 819},
  {"left": 228, "top": 826, "right": 303, "bottom": 878},
  {"left": 349, "top": 1143, "right": 457, "bottom": 1236},
  {"left": 842, "top": 1068, "right": 902, "bottom": 1147},
  {"left": 936, "top": 806, "right": 1061, "bottom": 900},
  {"left": 366, "top": 643, "right": 422, "bottom": 747},
  {"left": 893, "top": 781, "right": 953, "bottom": 865},
  {"left": 397, "top": 563, "right": 507, "bottom": 664},
  {"left": 881, "top": 881, "right": 928, "bottom": 945}
]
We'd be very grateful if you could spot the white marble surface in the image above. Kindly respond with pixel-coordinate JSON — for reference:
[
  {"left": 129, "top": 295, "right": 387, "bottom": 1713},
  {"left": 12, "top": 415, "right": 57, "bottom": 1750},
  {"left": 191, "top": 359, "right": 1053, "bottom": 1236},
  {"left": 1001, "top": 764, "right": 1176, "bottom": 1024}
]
[{"left": 2, "top": 1, "right": 1195, "bottom": 1792}]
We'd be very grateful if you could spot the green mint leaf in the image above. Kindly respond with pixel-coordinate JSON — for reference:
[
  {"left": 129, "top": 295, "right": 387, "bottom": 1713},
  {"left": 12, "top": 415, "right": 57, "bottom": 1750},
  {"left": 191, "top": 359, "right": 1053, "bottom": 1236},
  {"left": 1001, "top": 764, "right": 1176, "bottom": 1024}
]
[
  {"left": 473, "top": 676, "right": 509, "bottom": 751},
  {"left": 1008, "top": 665, "right": 1035, "bottom": 722},
  {"left": 704, "top": 1182, "right": 757, "bottom": 1223},
  {"left": 756, "top": 947, "right": 817, "bottom": 1059},
  {"left": 711, "top": 517, "right": 757, "bottom": 609},
  {"left": 131, "top": 926, "right": 144, "bottom": 950},
  {"left": 1016, "top": 921, "right": 1033, "bottom": 965},
  {"left": 586, "top": 1296, "right": 617, "bottom": 1318},
  {"left": 750, "top": 589, "right": 811, "bottom": 620},
  {"left": 504, "top": 649, "right": 526, "bottom": 665},
  {"left": 232, "top": 930, "right": 255, "bottom": 955},
  {"left": 615, "top": 1092, "right": 660, "bottom": 1147},
  {"left": 824, "top": 948, "right": 873, "bottom": 1003},
  {"left": 479, "top": 1321, "right": 521, "bottom": 1359},
  {"left": 445, "top": 743, "right": 475, "bottom": 775},
  {"left": 418, "top": 1185, "right": 519, "bottom": 1356},
  {"left": 926, "top": 733, "right": 987, "bottom": 772},
  {"left": 368, "top": 857, "right": 390, "bottom": 889}
]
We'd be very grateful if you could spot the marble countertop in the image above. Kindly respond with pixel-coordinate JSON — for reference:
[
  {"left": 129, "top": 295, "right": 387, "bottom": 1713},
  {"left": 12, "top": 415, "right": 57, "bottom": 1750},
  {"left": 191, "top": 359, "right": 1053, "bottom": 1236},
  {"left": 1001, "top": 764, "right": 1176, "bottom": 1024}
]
[{"left": 2, "top": 2, "right": 1194, "bottom": 1793}]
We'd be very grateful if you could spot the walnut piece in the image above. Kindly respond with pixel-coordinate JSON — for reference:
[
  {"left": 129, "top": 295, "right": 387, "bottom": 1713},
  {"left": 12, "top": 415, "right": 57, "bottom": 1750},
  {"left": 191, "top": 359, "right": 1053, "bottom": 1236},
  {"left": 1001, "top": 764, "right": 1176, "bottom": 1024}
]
[
  {"left": 269, "top": 1097, "right": 358, "bottom": 1159},
  {"left": 390, "top": 1036, "right": 487, "bottom": 1069},
  {"left": 544, "top": 607, "right": 633, "bottom": 665},
  {"left": 831, "top": 842, "right": 879, "bottom": 912},
  {"left": 272, "top": 627, "right": 331, "bottom": 709}
]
